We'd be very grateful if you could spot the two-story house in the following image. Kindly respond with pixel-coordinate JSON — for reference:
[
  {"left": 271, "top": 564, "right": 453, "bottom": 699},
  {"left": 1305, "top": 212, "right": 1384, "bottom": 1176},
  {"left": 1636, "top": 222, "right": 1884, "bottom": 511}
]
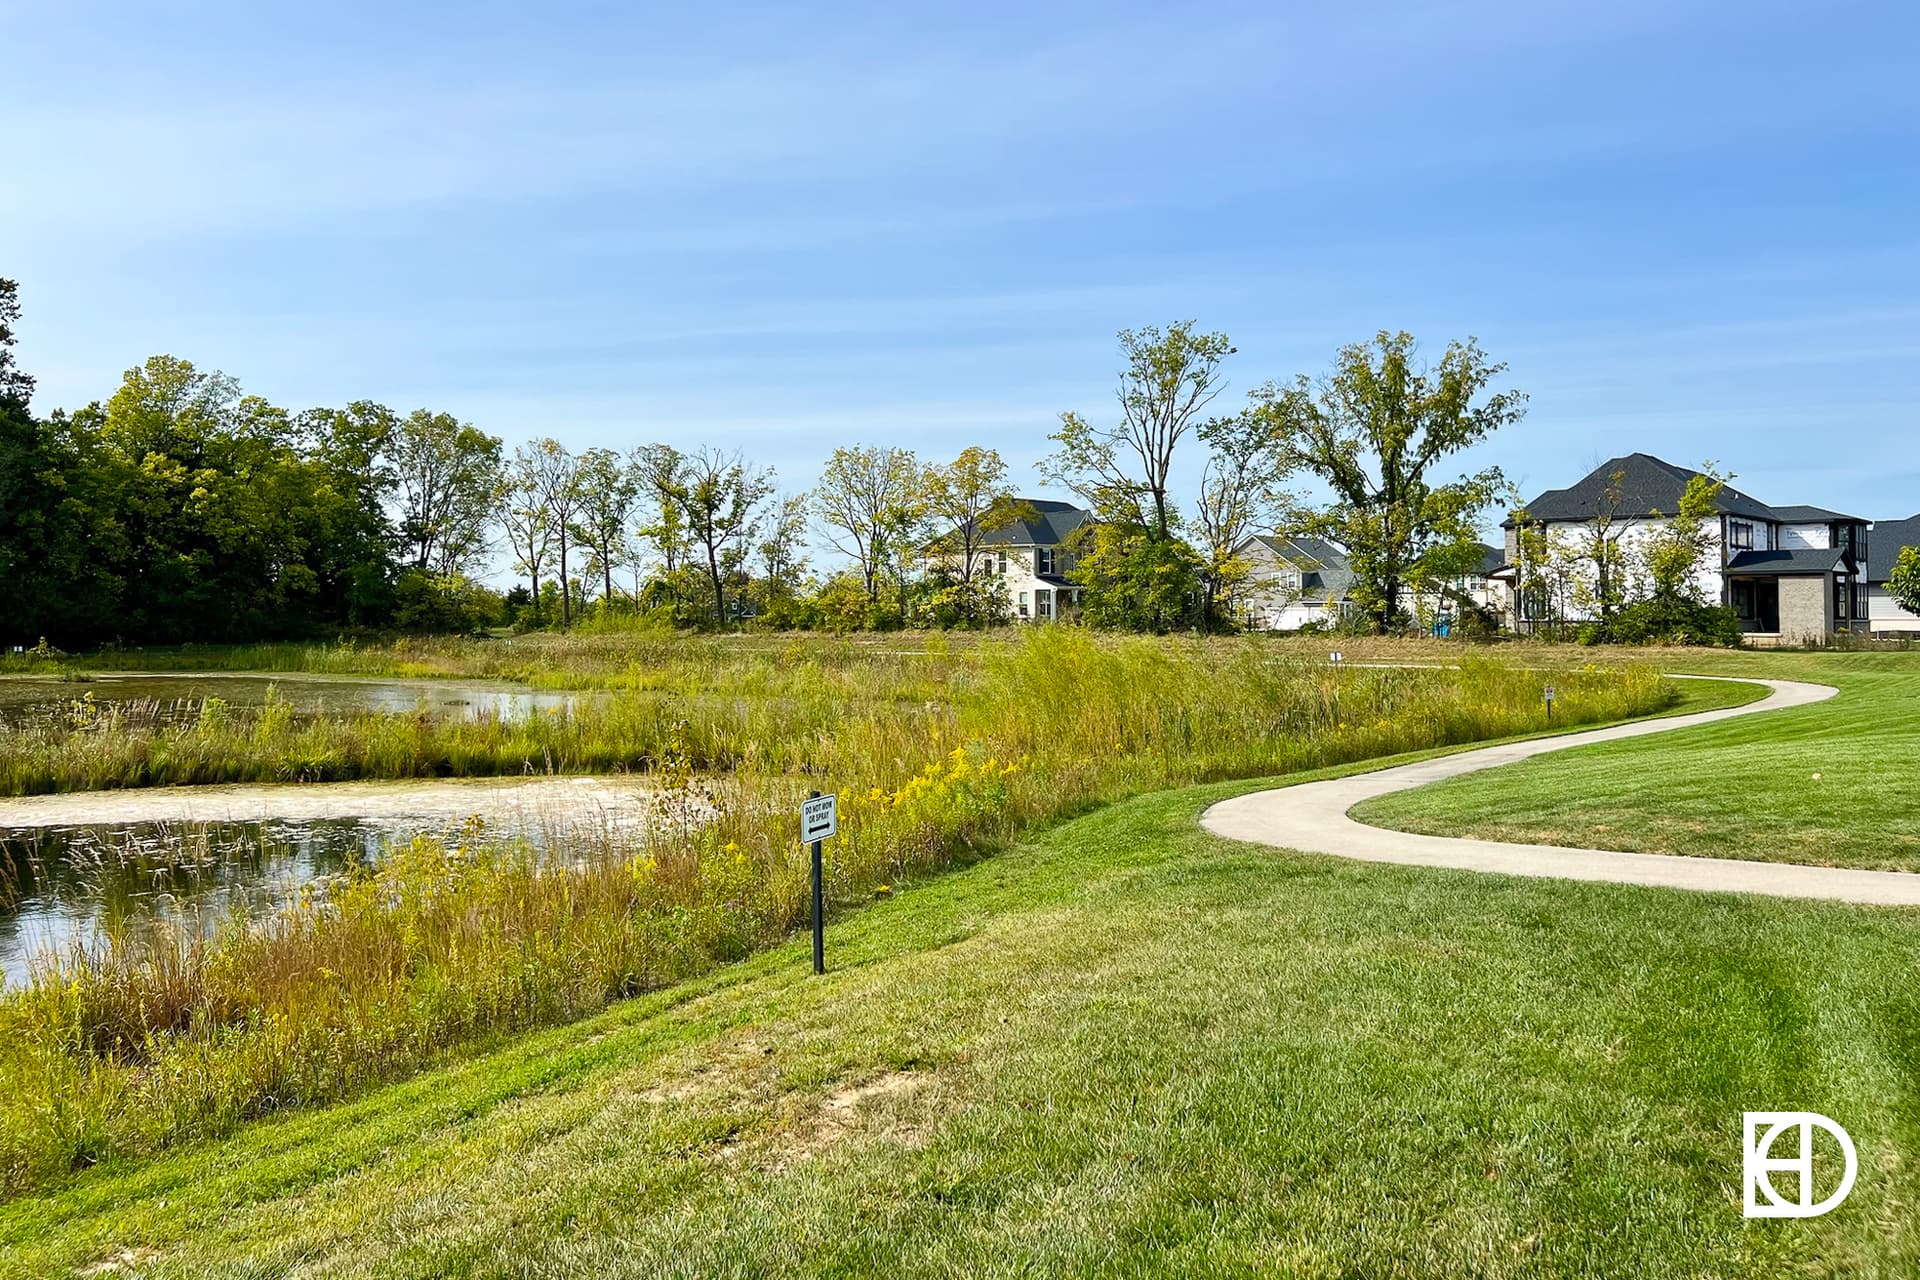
[
  {"left": 947, "top": 498, "right": 1091, "bottom": 622},
  {"left": 1498, "top": 453, "right": 1868, "bottom": 643},
  {"left": 1230, "top": 535, "right": 1356, "bottom": 630}
]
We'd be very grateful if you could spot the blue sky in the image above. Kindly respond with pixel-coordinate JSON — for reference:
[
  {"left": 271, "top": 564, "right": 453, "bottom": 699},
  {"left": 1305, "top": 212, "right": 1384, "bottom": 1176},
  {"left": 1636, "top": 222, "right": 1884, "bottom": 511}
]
[{"left": 7, "top": 0, "right": 1918, "bottom": 535}]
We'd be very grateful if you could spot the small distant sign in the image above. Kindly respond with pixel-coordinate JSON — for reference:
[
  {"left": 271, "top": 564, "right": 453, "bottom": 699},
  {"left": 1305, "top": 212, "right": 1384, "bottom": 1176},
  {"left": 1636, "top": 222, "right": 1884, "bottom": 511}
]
[
  {"left": 1544, "top": 684, "right": 1556, "bottom": 701},
  {"left": 801, "top": 793, "right": 838, "bottom": 844},
  {"left": 1329, "top": 651, "right": 1344, "bottom": 665}
]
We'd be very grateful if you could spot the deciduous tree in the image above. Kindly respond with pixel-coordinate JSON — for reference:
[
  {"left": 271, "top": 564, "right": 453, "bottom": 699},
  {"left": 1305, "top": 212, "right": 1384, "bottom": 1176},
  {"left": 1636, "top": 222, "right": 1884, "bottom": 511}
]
[
  {"left": 390, "top": 409, "right": 502, "bottom": 577},
  {"left": 812, "top": 445, "right": 923, "bottom": 602},
  {"left": 1255, "top": 331, "right": 1523, "bottom": 633},
  {"left": 921, "top": 446, "right": 1025, "bottom": 623},
  {"left": 1888, "top": 546, "right": 1920, "bottom": 617},
  {"left": 571, "top": 447, "right": 641, "bottom": 610},
  {"left": 528, "top": 439, "right": 582, "bottom": 626},
  {"left": 1043, "top": 323, "right": 1233, "bottom": 539},
  {"left": 662, "top": 447, "right": 772, "bottom": 624}
]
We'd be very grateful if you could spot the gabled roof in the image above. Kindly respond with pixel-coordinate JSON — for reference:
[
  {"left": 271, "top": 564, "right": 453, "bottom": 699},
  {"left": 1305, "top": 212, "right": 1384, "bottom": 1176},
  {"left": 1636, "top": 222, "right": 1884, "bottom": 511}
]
[
  {"left": 1470, "top": 542, "right": 1503, "bottom": 575},
  {"left": 1300, "top": 566, "right": 1355, "bottom": 601},
  {"left": 1724, "top": 548, "right": 1850, "bottom": 576},
  {"left": 1868, "top": 514, "right": 1920, "bottom": 584},
  {"left": 1772, "top": 504, "right": 1867, "bottom": 525},
  {"left": 1509, "top": 453, "right": 1779, "bottom": 525},
  {"left": 1238, "top": 534, "right": 1351, "bottom": 571},
  {"left": 969, "top": 499, "right": 1091, "bottom": 548}
]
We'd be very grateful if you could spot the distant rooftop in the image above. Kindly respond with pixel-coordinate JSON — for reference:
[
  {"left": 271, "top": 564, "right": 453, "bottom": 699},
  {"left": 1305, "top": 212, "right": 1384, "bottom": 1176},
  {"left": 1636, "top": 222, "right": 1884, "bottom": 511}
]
[
  {"left": 1868, "top": 514, "right": 1920, "bottom": 584},
  {"left": 1772, "top": 503, "right": 1868, "bottom": 524},
  {"left": 1510, "top": 453, "right": 1778, "bottom": 524},
  {"left": 969, "top": 498, "right": 1091, "bottom": 548}
]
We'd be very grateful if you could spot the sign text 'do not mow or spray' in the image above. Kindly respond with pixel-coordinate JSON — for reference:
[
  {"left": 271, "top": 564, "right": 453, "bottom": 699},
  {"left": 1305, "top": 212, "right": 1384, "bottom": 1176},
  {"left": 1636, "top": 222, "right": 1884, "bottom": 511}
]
[{"left": 801, "top": 793, "right": 838, "bottom": 844}]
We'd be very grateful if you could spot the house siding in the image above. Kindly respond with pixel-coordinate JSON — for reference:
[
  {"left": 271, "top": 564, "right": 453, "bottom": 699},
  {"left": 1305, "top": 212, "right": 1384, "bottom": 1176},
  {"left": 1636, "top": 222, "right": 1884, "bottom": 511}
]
[{"left": 1867, "top": 585, "right": 1920, "bottom": 633}]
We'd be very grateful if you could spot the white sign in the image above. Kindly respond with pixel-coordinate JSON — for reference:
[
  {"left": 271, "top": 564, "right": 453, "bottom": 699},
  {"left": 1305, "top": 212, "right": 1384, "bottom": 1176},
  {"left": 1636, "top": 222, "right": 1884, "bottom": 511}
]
[
  {"left": 1329, "top": 651, "right": 1344, "bottom": 665},
  {"left": 801, "top": 793, "right": 838, "bottom": 844},
  {"left": 1544, "top": 684, "right": 1556, "bottom": 701},
  {"left": 1744, "top": 1111, "right": 1857, "bottom": 1218}
]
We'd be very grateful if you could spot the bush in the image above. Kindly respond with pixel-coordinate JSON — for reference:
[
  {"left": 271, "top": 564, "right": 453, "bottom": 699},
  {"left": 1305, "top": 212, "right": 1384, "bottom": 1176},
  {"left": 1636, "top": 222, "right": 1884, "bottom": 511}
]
[{"left": 1590, "top": 596, "right": 1742, "bottom": 647}]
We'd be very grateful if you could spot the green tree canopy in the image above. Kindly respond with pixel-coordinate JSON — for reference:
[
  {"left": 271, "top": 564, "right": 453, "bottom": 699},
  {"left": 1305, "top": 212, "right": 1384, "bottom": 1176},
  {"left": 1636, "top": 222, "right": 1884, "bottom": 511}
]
[{"left": 1255, "top": 331, "right": 1524, "bottom": 633}]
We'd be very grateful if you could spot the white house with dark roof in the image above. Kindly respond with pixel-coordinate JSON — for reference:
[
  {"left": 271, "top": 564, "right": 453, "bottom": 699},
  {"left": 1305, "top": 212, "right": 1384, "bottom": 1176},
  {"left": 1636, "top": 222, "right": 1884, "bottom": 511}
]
[
  {"left": 940, "top": 498, "right": 1090, "bottom": 622},
  {"left": 1498, "top": 453, "right": 1869, "bottom": 643},
  {"left": 1867, "top": 514, "right": 1920, "bottom": 634}
]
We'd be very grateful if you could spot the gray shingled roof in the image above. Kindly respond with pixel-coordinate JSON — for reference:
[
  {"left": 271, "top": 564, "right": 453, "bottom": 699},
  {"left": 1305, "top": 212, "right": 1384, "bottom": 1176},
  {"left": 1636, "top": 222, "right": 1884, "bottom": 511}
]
[
  {"left": 1510, "top": 453, "right": 1779, "bottom": 524},
  {"left": 1471, "top": 542, "right": 1503, "bottom": 575},
  {"left": 1301, "top": 567, "right": 1355, "bottom": 601},
  {"left": 1772, "top": 503, "right": 1868, "bottom": 524},
  {"left": 1246, "top": 534, "right": 1351, "bottom": 571},
  {"left": 1724, "top": 548, "right": 1850, "bottom": 576},
  {"left": 970, "top": 499, "right": 1091, "bottom": 548},
  {"left": 1868, "top": 514, "right": 1920, "bottom": 584}
]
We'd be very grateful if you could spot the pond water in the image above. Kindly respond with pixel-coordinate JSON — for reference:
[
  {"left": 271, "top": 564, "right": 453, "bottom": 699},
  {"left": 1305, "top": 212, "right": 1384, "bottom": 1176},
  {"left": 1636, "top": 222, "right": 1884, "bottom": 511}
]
[
  {"left": 0, "top": 775, "right": 664, "bottom": 987},
  {"left": 0, "top": 671, "right": 583, "bottom": 729}
]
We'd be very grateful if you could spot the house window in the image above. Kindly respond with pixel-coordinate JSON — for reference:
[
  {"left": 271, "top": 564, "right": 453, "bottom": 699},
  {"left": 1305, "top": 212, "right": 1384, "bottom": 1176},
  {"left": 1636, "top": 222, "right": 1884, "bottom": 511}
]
[
  {"left": 1732, "top": 581, "right": 1756, "bottom": 620},
  {"left": 1035, "top": 589, "right": 1052, "bottom": 619},
  {"left": 1037, "top": 547, "right": 1057, "bottom": 575},
  {"left": 1834, "top": 576, "right": 1847, "bottom": 620},
  {"left": 997, "top": 551, "right": 1007, "bottom": 575},
  {"left": 1729, "top": 520, "right": 1754, "bottom": 551},
  {"left": 1018, "top": 591, "right": 1029, "bottom": 617}
]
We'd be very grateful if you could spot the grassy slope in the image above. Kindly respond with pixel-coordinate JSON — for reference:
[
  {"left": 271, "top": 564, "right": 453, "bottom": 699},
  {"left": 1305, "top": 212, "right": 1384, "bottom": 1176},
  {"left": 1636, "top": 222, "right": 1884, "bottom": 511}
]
[
  {"left": 1358, "top": 651, "right": 1920, "bottom": 873},
  {"left": 8, "top": 752, "right": 1920, "bottom": 1278}
]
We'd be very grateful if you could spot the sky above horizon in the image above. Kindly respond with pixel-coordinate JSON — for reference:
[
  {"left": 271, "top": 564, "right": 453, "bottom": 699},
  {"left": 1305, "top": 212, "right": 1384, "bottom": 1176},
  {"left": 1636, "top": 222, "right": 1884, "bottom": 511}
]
[{"left": 7, "top": 0, "right": 1919, "bottom": 538}]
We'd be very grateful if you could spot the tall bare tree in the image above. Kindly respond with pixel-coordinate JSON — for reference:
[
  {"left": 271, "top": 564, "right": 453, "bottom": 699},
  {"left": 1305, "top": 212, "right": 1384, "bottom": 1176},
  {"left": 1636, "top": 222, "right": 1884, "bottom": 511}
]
[
  {"left": 1041, "top": 322, "right": 1234, "bottom": 537},
  {"left": 812, "top": 445, "right": 924, "bottom": 602}
]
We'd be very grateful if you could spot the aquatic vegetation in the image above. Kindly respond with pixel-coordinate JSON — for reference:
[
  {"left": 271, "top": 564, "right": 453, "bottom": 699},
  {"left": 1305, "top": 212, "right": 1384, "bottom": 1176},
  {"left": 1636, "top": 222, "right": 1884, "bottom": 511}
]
[{"left": 0, "top": 631, "right": 1673, "bottom": 1195}]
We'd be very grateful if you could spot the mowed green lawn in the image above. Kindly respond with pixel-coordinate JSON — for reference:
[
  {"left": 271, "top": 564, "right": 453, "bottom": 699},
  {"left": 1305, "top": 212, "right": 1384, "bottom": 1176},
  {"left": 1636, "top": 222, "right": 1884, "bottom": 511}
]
[
  {"left": 1358, "top": 650, "right": 1920, "bottom": 873},
  {"left": 8, "top": 753, "right": 1919, "bottom": 1278}
]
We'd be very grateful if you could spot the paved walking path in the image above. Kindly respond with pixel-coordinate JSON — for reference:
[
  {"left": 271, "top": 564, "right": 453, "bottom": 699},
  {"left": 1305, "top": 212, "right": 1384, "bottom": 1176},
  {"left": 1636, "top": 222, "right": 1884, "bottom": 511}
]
[{"left": 1202, "top": 677, "right": 1920, "bottom": 906}]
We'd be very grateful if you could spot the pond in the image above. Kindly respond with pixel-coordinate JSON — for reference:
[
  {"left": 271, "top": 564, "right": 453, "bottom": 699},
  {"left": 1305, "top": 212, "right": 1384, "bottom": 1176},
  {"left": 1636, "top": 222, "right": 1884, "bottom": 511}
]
[
  {"left": 0, "top": 775, "right": 665, "bottom": 987},
  {"left": 0, "top": 671, "right": 584, "bottom": 729}
]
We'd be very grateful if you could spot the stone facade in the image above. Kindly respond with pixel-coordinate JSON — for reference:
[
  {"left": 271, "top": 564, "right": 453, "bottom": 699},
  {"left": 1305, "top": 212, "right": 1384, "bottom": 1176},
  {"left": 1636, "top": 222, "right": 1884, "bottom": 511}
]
[{"left": 1777, "top": 575, "right": 1830, "bottom": 646}]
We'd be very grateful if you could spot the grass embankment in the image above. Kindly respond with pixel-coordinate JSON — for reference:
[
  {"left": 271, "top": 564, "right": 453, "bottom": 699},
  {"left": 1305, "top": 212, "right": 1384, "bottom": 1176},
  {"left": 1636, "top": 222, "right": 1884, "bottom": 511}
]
[
  {"left": 1358, "top": 650, "right": 1920, "bottom": 873},
  {"left": 0, "top": 635, "right": 1673, "bottom": 1196},
  {"left": 6, "top": 777, "right": 1918, "bottom": 1279}
]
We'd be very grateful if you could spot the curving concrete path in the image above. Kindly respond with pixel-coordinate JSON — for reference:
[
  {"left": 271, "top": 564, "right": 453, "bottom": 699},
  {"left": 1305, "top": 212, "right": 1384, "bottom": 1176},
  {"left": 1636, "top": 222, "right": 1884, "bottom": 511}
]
[{"left": 1203, "top": 677, "right": 1920, "bottom": 906}]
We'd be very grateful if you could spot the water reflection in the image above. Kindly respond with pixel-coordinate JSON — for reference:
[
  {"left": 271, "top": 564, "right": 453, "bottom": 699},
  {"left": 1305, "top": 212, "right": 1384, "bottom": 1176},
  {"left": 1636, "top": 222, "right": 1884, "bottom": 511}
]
[{"left": 0, "top": 672, "right": 584, "bottom": 729}]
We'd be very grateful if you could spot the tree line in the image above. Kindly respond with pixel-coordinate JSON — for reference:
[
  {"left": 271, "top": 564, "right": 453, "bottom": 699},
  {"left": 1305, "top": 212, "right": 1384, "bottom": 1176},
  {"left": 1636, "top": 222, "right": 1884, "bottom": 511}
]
[{"left": 1, "top": 276, "right": 1533, "bottom": 645}]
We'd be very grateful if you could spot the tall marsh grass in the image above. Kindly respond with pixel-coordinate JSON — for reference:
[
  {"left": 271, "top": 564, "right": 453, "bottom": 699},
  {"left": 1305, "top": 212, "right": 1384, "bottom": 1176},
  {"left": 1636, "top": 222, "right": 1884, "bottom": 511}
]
[{"left": 0, "top": 632, "right": 1674, "bottom": 1195}]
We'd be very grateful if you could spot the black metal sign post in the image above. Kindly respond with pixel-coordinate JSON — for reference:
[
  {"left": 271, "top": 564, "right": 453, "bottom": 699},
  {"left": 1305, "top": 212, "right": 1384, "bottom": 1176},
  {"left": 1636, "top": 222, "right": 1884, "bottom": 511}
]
[
  {"left": 801, "top": 791, "right": 837, "bottom": 975},
  {"left": 1545, "top": 683, "right": 1556, "bottom": 725}
]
